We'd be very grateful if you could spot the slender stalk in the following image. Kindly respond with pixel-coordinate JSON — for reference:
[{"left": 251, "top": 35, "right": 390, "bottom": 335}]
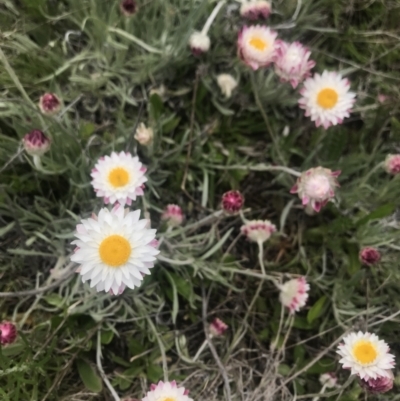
[{"left": 201, "top": 1, "right": 226, "bottom": 35}]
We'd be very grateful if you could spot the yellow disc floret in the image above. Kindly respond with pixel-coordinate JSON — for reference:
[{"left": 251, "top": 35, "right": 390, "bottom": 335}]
[
  {"left": 108, "top": 167, "right": 130, "bottom": 188},
  {"left": 249, "top": 37, "right": 268, "bottom": 51},
  {"left": 353, "top": 340, "right": 378, "bottom": 365},
  {"left": 99, "top": 235, "right": 131, "bottom": 267},
  {"left": 317, "top": 88, "right": 339, "bottom": 109}
]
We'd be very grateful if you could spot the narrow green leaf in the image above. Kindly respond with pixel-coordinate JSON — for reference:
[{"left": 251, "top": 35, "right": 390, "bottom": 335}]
[
  {"left": 76, "top": 359, "right": 102, "bottom": 393},
  {"left": 356, "top": 204, "right": 395, "bottom": 227},
  {"left": 307, "top": 296, "right": 327, "bottom": 324}
]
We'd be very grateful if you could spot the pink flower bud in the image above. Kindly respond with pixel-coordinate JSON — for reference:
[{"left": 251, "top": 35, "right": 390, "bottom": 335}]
[
  {"left": 240, "top": 0, "right": 272, "bottom": 20},
  {"left": 359, "top": 247, "right": 381, "bottom": 266},
  {"left": 290, "top": 167, "right": 340, "bottom": 213},
  {"left": 39, "top": 93, "right": 61, "bottom": 115},
  {"left": 0, "top": 321, "right": 17, "bottom": 345},
  {"left": 319, "top": 372, "right": 337, "bottom": 388},
  {"left": 22, "top": 130, "right": 51, "bottom": 157},
  {"left": 161, "top": 204, "right": 184, "bottom": 227},
  {"left": 120, "top": 0, "right": 137, "bottom": 16},
  {"left": 241, "top": 220, "right": 276, "bottom": 243},
  {"left": 384, "top": 154, "right": 400, "bottom": 175},
  {"left": 279, "top": 277, "right": 310, "bottom": 313},
  {"left": 360, "top": 370, "right": 394, "bottom": 394},
  {"left": 221, "top": 190, "right": 244, "bottom": 215},
  {"left": 209, "top": 318, "right": 228, "bottom": 337},
  {"left": 189, "top": 32, "right": 210, "bottom": 55}
]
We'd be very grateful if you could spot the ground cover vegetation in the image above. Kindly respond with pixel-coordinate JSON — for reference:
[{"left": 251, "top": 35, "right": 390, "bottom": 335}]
[{"left": 1, "top": 0, "right": 400, "bottom": 400}]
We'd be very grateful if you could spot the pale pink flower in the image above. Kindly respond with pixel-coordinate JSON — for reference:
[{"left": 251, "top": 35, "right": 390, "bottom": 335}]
[
  {"left": 319, "top": 372, "right": 337, "bottom": 388},
  {"left": 221, "top": 190, "right": 244, "bottom": 215},
  {"left": 384, "top": 154, "right": 400, "bottom": 175},
  {"left": 0, "top": 322, "right": 17, "bottom": 345},
  {"left": 359, "top": 247, "right": 381, "bottom": 266},
  {"left": 238, "top": 25, "right": 277, "bottom": 70},
  {"left": 360, "top": 370, "right": 394, "bottom": 394},
  {"left": 274, "top": 41, "right": 316, "bottom": 88},
  {"left": 241, "top": 220, "right": 276, "bottom": 243},
  {"left": 161, "top": 204, "right": 184, "bottom": 227},
  {"left": 22, "top": 130, "right": 51, "bottom": 157},
  {"left": 209, "top": 318, "right": 228, "bottom": 337},
  {"left": 290, "top": 167, "right": 341, "bottom": 213},
  {"left": 120, "top": 0, "right": 137, "bottom": 16},
  {"left": 240, "top": 1, "right": 271, "bottom": 20},
  {"left": 279, "top": 277, "right": 310, "bottom": 313},
  {"left": 143, "top": 381, "right": 192, "bottom": 401},
  {"left": 298, "top": 71, "right": 356, "bottom": 129},
  {"left": 39, "top": 93, "right": 61, "bottom": 115}
]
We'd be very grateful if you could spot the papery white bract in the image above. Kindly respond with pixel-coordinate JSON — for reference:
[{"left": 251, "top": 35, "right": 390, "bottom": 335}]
[
  {"left": 274, "top": 41, "right": 315, "bottom": 88},
  {"left": 91, "top": 151, "right": 147, "bottom": 206},
  {"left": 134, "top": 123, "right": 153, "bottom": 145},
  {"left": 241, "top": 220, "right": 276, "bottom": 243},
  {"left": 143, "top": 381, "right": 193, "bottom": 401},
  {"left": 71, "top": 206, "right": 159, "bottom": 294},
  {"left": 337, "top": 331, "right": 395, "bottom": 380},
  {"left": 319, "top": 373, "right": 337, "bottom": 388},
  {"left": 290, "top": 167, "right": 341, "bottom": 213},
  {"left": 23, "top": 130, "right": 51, "bottom": 157},
  {"left": 189, "top": 31, "right": 210, "bottom": 55},
  {"left": 240, "top": 0, "right": 271, "bottom": 20},
  {"left": 238, "top": 25, "right": 277, "bottom": 70},
  {"left": 39, "top": 93, "right": 61, "bottom": 115},
  {"left": 279, "top": 277, "right": 310, "bottom": 313},
  {"left": 298, "top": 71, "right": 356, "bottom": 129},
  {"left": 360, "top": 370, "right": 394, "bottom": 394},
  {"left": 216, "top": 74, "right": 238, "bottom": 98}
]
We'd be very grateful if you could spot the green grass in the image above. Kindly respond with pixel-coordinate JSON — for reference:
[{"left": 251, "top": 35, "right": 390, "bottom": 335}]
[{"left": 1, "top": 0, "right": 400, "bottom": 400}]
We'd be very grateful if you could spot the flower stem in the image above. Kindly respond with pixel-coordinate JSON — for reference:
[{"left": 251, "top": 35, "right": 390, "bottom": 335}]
[{"left": 201, "top": 1, "right": 226, "bottom": 35}]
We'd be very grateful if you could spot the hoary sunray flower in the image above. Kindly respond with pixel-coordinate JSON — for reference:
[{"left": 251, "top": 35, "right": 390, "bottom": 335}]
[
  {"left": 274, "top": 41, "right": 315, "bottom": 88},
  {"left": 71, "top": 206, "right": 159, "bottom": 294},
  {"left": 290, "top": 167, "right": 341, "bottom": 213},
  {"left": 23, "top": 130, "right": 51, "bottom": 157},
  {"left": 298, "top": 71, "right": 356, "bottom": 129},
  {"left": 216, "top": 74, "right": 238, "bottom": 98},
  {"left": 360, "top": 370, "right": 394, "bottom": 394},
  {"left": 279, "top": 277, "right": 310, "bottom": 313},
  {"left": 143, "top": 381, "right": 193, "bottom": 401},
  {"left": 161, "top": 204, "right": 184, "bottom": 227},
  {"left": 221, "top": 190, "right": 244, "bottom": 215},
  {"left": 134, "top": 123, "right": 153, "bottom": 146},
  {"left": 319, "top": 373, "right": 337, "bottom": 388},
  {"left": 189, "top": 32, "right": 211, "bottom": 55},
  {"left": 120, "top": 0, "right": 137, "bottom": 16},
  {"left": 0, "top": 322, "right": 17, "bottom": 345},
  {"left": 39, "top": 93, "right": 61, "bottom": 115},
  {"left": 91, "top": 151, "right": 147, "bottom": 206},
  {"left": 359, "top": 247, "right": 381, "bottom": 266},
  {"left": 384, "top": 154, "right": 400, "bottom": 175},
  {"left": 238, "top": 25, "right": 278, "bottom": 70},
  {"left": 209, "top": 318, "right": 228, "bottom": 336},
  {"left": 337, "top": 331, "right": 395, "bottom": 380},
  {"left": 241, "top": 220, "right": 276, "bottom": 243},
  {"left": 240, "top": 0, "right": 272, "bottom": 20}
]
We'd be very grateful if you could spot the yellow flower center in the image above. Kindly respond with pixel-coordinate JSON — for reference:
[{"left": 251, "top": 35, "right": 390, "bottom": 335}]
[
  {"left": 108, "top": 167, "right": 130, "bottom": 188},
  {"left": 99, "top": 235, "right": 131, "bottom": 267},
  {"left": 353, "top": 340, "right": 378, "bottom": 365},
  {"left": 162, "top": 399, "right": 175, "bottom": 401},
  {"left": 317, "top": 88, "right": 339, "bottom": 109},
  {"left": 249, "top": 36, "right": 268, "bottom": 51}
]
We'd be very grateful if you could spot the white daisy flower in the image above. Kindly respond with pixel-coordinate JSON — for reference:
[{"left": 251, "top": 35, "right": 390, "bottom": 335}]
[
  {"left": 71, "top": 205, "right": 159, "bottom": 294},
  {"left": 238, "top": 25, "right": 278, "bottom": 70},
  {"left": 91, "top": 151, "right": 147, "bottom": 206},
  {"left": 298, "top": 71, "right": 356, "bottom": 129},
  {"left": 279, "top": 277, "right": 310, "bottom": 313},
  {"left": 143, "top": 381, "right": 193, "bottom": 401},
  {"left": 337, "top": 331, "right": 395, "bottom": 380}
]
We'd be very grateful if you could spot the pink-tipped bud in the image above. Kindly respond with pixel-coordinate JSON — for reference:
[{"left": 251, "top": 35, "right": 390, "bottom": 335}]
[
  {"left": 161, "top": 204, "right": 184, "bottom": 227},
  {"left": 209, "top": 318, "right": 228, "bottom": 337},
  {"left": 240, "top": 0, "right": 272, "bottom": 20},
  {"left": 0, "top": 321, "right": 17, "bottom": 345},
  {"left": 279, "top": 277, "right": 310, "bottom": 313},
  {"left": 290, "top": 167, "right": 341, "bottom": 213},
  {"left": 241, "top": 219, "right": 276, "bottom": 243},
  {"left": 319, "top": 372, "right": 337, "bottom": 388},
  {"left": 384, "top": 154, "right": 400, "bottom": 175},
  {"left": 120, "top": 0, "right": 138, "bottom": 16},
  {"left": 359, "top": 247, "right": 381, "bottom": 266},
  {"left": 360, "top": 371, "right": 394, "bottom": 394},
  {"left": 221, "top": 190, "right": 244, "bottom": 215},
  {"left": 39, "top": 93, "right": 61, "bottom": 115},
  {"left": 23, "top": 130, "right": 51, "bottom": 157},
  {"left": 189, "top": 32, "right": 210, "bottom": 56}
]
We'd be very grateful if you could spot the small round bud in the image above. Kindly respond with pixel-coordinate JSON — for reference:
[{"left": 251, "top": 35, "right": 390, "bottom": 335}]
[
  {"left": 360, "top": 371, "right": 394, "bottom": 394},
  {"left": 0, "top": 321, "right": 17, "bottom": 345},
  {"left": 23, "top": 130, "right": 51, "bottom": 157},
  {"left": 221, "top": 190, "right": 244, "bottom": 215},
  {"left": 359, "top": 247, "right": 381, "bottom": 266},
  {"left": 216, "top": 74, "right": 238, "bottom": 98},
  {"left": 209, "top": 318, "right": 228, "bottom": 337},
  {"left": 240, "top": 0, "right": 272, "bottom": 20},
  {"left": 319, "top": 372, "right": 337, "bottom": 388},
  {"left": 161, "top": 204, "right": 184, "bottom": 227},
  {"left": 39, "top": 93, "right": 61, "bottom": 115},
  {"left": 134, "top": 123, "right": 153, "bottom": 146},
  {"left": 384, "top": 154, "right": 400, "bottom": 175},
  {"left": 189, "top": 32, "right": 210, "bottom": 55},
  {"left": 120, "top": 0, "right": 137, "bottom": 16}
]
